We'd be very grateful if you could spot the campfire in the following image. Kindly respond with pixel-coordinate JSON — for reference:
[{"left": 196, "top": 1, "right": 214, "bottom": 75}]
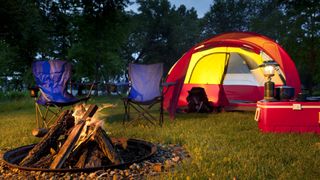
[{"left": 5, "top": 104, "right": 156, "bottom": 171}]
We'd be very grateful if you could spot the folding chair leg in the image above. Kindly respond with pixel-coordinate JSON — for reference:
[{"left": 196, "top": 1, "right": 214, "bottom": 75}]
[
  {"left": 123, "top": 98, "right": 163, "bottom": 127},
  {"left": 123, "top": 99, "right": 130, "bottom": 125},
  {"left": 35, "top": 104, "right": 61, "bottom": 129},
  {"left": 129, "top": 103, "right": 156, "bottom": 126},
  {"left": 159, "top": 97, "right": 164, "bottom": 126},
  {"left": 45, "top": 106, "right": 62, "bottom": 127},
  {"left": 36, "top": 104, "right": 46, "bottom": 128},
  {"left": 35, "top": 103, "right": 40, "bottom": 128}
]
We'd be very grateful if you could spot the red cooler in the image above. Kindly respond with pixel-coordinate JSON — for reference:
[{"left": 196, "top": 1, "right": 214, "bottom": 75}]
[{"left": 255, "top": 100, "right": 320, "bottom": 133}]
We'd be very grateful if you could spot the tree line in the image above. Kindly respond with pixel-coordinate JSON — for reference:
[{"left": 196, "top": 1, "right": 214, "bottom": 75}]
[{"left": 0, "top": 0, "right": 319, "bottom": 93}]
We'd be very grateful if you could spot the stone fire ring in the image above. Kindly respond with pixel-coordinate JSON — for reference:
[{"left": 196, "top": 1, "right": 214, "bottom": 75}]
[{"left": 2, "top": 138, "right": 157, "bottom": 173}]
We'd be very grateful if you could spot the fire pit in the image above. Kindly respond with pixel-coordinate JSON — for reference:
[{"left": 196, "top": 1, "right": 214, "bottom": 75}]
[
  {"left": 2, "top": 104, "right": 157, "bottom": 173},
  {"left": 2, "top": 138, "right": 156, "bottom": 172}
]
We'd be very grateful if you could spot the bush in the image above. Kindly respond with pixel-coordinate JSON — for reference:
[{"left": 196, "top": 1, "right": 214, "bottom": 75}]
[{"left": 0, "top": 91, "right": 28, "bottom": 100}]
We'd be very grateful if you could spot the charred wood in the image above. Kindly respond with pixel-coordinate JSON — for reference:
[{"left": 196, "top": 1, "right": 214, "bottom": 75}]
[
  {"left": 30, "top": 154, "right": 54, "bottom": 168},
  {"left": 83, "top": 143, "right": 106, "bottom": 168},
  {"left": 94, "top": 127, "right": 123, "bottom": 164},
  {"left": 50, "top": 105, "right": 98, "bottom": 169},
  {"left": 20, "top": 110, "right": 73, "bottom": 166},
  {"left": 74, "top": 148, "right": 88, "bottom": 169}
]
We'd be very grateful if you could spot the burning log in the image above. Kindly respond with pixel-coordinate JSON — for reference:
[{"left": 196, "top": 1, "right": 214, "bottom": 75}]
[
  {"left": 94, "top": 127, "right": 123, "bottom": 164},
  {"left": 74, "top": 148, "right": 88, "bottom": 168},
  {"left": 49, "top": 120, "right": 86, "bottom": 169},
  {"left": 20, "top": 110, "right": 74, "bottom": 166},
  {"left": 31, "top": 154, "right": 54, "bottom": 168},
  {"left": 19, "top": 104, "right": 125, "bottom": 170},
  {"left": 32, "top": 128, "right": 49, "bottom": 138},
  {"left": 82, "top": 143, "right": 105, "bottom": 168},
  {"left": 50, "top": 105, "right": 98, "bottom": 169}
]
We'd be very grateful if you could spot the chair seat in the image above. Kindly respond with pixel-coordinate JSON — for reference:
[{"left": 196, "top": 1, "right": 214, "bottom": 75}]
[
  {"left": 42, "top": 96, "right": 90, "bottom": 107},
  {"left": 36, "top": 92, "right": 90, "bottom": 107},
  {"left": 127, "top": 96, "right": 162, "bottom": 105}
]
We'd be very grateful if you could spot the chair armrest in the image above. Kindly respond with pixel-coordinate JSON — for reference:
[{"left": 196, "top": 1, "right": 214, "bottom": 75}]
[
  {"left": 162, "top": 82, "right": 176, "bottom": 87},
  {"left": 161, "top": 81, "right": 176, "bottom": 95}
]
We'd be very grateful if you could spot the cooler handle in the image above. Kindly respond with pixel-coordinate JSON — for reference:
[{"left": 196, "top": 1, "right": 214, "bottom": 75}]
[{"left": 254, "top": 108, "right": 261, "bottom": 122}]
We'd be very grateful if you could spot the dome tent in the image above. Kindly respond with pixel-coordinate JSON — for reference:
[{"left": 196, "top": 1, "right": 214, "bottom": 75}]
[{"left": 164, "top": 32, "right": 301, "bottom": 118}]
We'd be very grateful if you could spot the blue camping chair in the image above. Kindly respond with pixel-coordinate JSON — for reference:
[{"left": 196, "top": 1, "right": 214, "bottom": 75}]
[
  {"left": 123, "top": 63, "right": 164, "bottom": 126},
  {"left": 31, "top": 60, "right": 91, "bottom": 130}
]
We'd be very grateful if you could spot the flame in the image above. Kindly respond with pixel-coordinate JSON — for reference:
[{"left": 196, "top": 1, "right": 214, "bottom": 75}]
[
  {"left": 72, "top": 103, "right": 116, "bottom": 151},
  {"left": 72, "top": 103, "right": 87, "bottom": 124}
]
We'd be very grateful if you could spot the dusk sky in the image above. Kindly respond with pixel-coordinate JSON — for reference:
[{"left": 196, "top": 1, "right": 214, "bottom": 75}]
[
  {"left": 169, "top": 0, "right": 213, "bottom": 17},
  {"left": 127, "top": 0, "right": 213, "bottom": 18}
]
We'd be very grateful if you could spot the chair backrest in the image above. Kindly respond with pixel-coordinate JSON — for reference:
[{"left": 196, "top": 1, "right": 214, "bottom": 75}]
[
  {"left": 128, "top": 63, "right": 163, "bottom": 102},
  {"left": 32, "top": 60, "right": 77, "bottom": 104}
]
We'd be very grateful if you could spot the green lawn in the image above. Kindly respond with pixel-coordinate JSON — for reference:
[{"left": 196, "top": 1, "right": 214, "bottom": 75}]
[{"left": 1, "top": 95, "right": 320, "bottom": 179}]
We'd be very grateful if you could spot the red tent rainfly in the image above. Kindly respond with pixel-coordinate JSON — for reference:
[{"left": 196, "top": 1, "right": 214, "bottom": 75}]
[{"left": 164, "top": 32, "right": 301, "bottom": 118}]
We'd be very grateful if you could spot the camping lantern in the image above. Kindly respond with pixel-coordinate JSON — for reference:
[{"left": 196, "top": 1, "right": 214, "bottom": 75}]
[
  {"left": 261, "top": 61, "right": 277, "bottom": 101},
  {"left": 263, "top": 65, "right": 275, "bottom": 77}
]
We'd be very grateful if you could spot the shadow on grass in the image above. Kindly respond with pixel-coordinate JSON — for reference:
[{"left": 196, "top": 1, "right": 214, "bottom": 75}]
[
  {"left": 107, "top": 113, "right": 124, "bottom": 124},
  {"left": 107, "top": 111, "right": 213, "bottom": 125}
]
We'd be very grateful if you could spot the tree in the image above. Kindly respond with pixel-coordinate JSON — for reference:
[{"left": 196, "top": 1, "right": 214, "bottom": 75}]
[
  {"left": 123, "top": 0, "right": 200, "bottom": 72},
  {"left": 68, "top": 0, "right": 130, "bottom": 83},
  {"left": 280, "top": 0, "right": 320, "bottom": 93},
  {"left": 35, "top": 0, "right": 76, "bottom": 59},
  {"left": 0, "top": 0, "right": 47, "bottom": 89},
  {"left": 250, "top": 0, "right": 288, "bottom": 40},
  {"left": 201, "top": 0, "right": 254, "bottom": 39}
]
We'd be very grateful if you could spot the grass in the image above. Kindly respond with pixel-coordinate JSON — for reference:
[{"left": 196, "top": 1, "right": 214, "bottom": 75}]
[{"left": 1, "top": 95, "right": 320, "bottom": 179}]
